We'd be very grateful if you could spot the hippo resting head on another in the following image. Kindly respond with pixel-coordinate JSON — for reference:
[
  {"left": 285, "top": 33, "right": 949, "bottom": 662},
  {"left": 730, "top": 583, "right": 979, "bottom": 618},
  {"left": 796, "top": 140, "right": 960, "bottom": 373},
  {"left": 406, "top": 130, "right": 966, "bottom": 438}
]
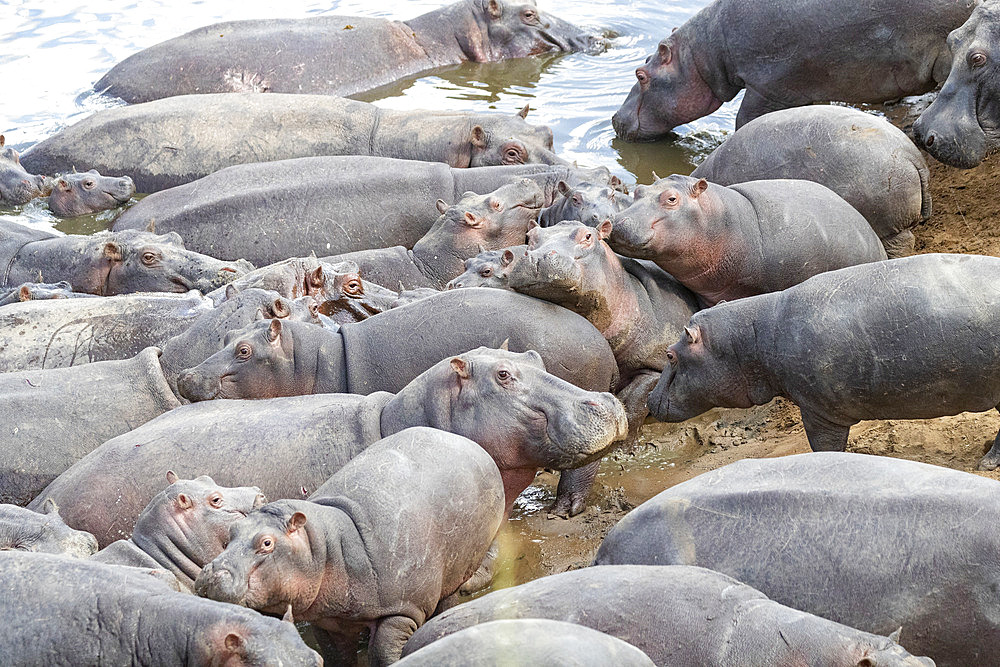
[
  {"left": 447, "top": 246, "right": 523, "bottom": 289},
  {"left": 0, "top": 500, "right": 98, "bottom": 558},
  {"left": 458, "top": 105, "right": 563, "bottom": 167},
  {"left": 47, "top": 170, "right": 135, "bottom": 217},
  {"left": 914, "top": 2, "right": 1000, "bottom": 169},
  {"left": 0, "top": 135, "right": 48, "bottom": 206},
  {"left": 539, "top": 180, "right": 632, "bottom": 227}
]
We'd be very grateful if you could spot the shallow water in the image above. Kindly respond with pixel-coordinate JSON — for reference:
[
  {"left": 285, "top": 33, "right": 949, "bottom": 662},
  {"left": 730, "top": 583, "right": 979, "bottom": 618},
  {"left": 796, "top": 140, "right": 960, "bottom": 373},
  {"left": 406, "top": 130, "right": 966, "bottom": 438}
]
[{"left": 1, "top": 0, "right": 736, "bottom": 234}]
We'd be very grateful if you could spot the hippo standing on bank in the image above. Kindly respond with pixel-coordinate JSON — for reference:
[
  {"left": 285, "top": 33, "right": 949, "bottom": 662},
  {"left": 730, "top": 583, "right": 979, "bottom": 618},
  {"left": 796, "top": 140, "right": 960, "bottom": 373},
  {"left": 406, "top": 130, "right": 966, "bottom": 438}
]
[
  {"left": 612, "top": 0, "right": 977, "bottom": 140},
  {"left": 33, "top": 346, "right": 626, "bottom": 545},
  {"left": 21, "top": 94, "right": 564, "bottom": 193},
  {"left": 403, "top": 565, "right": 933, "bottom": 666},
  {"left": 609, "top": 175, "right": 886, "bottom": 307},
  {"left": 447, "top": 246, "right": 525, "bottom": 289},
  {"left": 196, "top": 427, "right": 505, "bottom": 665},
  {"left": 0, "top": 135, "right": 48, "bottom": 206},
  {"left": 914, "top": 1, "right": 1000, "bottom": 168},
  {"left": 646, "top": 253, "right": 1000, "bottom": 469},
  {"left": 538, "top": 180, "right": 631, "bottom": 227},
  {"left": 47, "top": 170, "right": 135, "bottom": 218},
  {"left": 0, "top": 501, "right": 98, "bottom": 557},
  {"left": 92, "top": 472, "right": 266, "bottom": 591},
  {"left": 691, "top": 105, "right": 932, "bottom": 257},
  {"left": 95, "top": 1, "right": 599, "bottom": 103},
  {"left": 595, "top": 453, "right": 998, "bottom": 665}
]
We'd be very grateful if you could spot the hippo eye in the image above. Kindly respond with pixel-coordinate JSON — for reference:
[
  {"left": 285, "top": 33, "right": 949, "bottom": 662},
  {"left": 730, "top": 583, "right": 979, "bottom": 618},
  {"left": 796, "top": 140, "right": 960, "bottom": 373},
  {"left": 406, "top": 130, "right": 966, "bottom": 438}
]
[
  {"left": 666, "top": 195, "right": 677, "bottom": 204},
  {"left": 208, "top": 494, "right": 223, "bottom": 507},
  {"left": 141, "top": 251, "right": 158, "bottom": 265},
  {"left": 257, "top": 536, "right": 275, "bottom": 554},
  {"left": 236, "top": 343, "right": 252, "bottom": 360},
  {"left": 583, "top": 232, "right": 593, "bottom": 242},
  {"left": 309, "top": 302, "right": 319, "bottom": 317},
  {"left": 496, "top": 368, "right": 512, "bottom": 383},
  {"left": 502, "top": 144, "right": 527, "bottom": 165},
  {"left": 521, "top": 8, "right": 539, "bottom": 24},
  {"left": 666, "top": 349, "right": 677, "bottom": 364},
  {"left": 480, "top": 267, "right": 493, "bottom": 277},
  {"left": 345, "top": 279, "right": 363, "bottom": 295},
  {"left": 83, "top": 180, "right": 95, "bottom": 189},
  {"left": 970, "top": 51, "right": 988, "bottom": 68}
]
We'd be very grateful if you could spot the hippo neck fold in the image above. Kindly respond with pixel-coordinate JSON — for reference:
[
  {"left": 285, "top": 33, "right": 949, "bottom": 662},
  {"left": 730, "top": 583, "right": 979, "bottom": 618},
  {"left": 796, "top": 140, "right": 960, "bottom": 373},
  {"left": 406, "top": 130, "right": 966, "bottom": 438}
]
[
  {"left": 131, "top": 511, "right": 212, "bottom": 589},
  {"left": 411, "top": 224, "right": 480, "bottom": 289},
  {"left": 684, "top": 2, "right": 744, "bottom": 104},
  {"left": 408, "top": 1, "right": 491, "bottom": 65},
  {"left": 709, "top": 299, "right": 779, "bottom": 407},
  {"left": 303, "top": 326, "right": 350, "bottom": 395}
]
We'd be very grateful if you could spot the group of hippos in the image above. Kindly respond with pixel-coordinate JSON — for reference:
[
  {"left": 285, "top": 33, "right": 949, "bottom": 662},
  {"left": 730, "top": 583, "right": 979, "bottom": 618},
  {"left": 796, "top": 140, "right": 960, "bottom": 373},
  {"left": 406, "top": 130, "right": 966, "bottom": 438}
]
[{"left": 3, "top": 0, "right": 1000, "bottom": 664}]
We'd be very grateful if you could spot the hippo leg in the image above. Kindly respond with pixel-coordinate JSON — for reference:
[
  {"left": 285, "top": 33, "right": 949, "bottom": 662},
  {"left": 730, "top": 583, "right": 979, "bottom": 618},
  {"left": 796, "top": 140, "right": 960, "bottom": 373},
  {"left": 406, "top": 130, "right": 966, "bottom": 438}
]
[
  {"left": 800, "top": 409, "right": 852, "bottom": 452},
  {"left": 551, "top": 461, "right": 599, "bottom": 518},
  {"left": 736, "top": 88, "right": 790, "bottom": 129},
  {"left": 370, "top": 615, "right": 419, "bottom": 667},
  {"left": 881, "top": 229, "right": 916, "bottom": 259},
  {"left": 458, "top": 537, "right": 499, "bottom": 595},
  {"left": 978, "top": 413, "right": 1000, "bottom": 470}
]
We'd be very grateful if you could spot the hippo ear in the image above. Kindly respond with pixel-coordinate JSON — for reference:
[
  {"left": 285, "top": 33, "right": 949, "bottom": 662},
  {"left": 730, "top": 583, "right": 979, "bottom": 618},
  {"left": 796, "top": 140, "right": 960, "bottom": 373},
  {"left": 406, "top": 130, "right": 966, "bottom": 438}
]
[
  {"left": 145, "top": 219, "right": 157, "bottom": 234},
  {"left": 556, "top": 180, "right": 570, "bottom": 196},
  {"left": 464, "top": 211, "right": 484, "bottom": 228},
  {"left": 500, "top": 249, "right": 515, "bottom": 267},
  {"left": 499, "top": 338, "right": 510, "bottom": 351},
  {"left": 658, "top": 41, "right": 672, "bottom": 65},
  {"left": 267, "top": 318, "right": 282, "bottom": 343},
  {"left": 308, "top": 265, "right": 324, "bottom": 290},
  {"left": 17, "top": 286, "right": 31, "bottom": 302},
  {"left": 224, "top": 283, "right": 240, "bottom": 301},
  {"left": 470, "top": 125, "right": 488, "bottom": 150},
  {"left": 690, "top": 178, "right": 709, "bottom": 199},
  {"left": 103, "top": 242, "right": 123, "bottom": 262},
  {"left": 282, "top": 604, "right": 295, "bottom": 624},
  {"left": 41, "top": 498, "right": 60, "bottom": 515},
  {"left": 650, "top": 170, "right": 661, "bottom": 181},
  {"left": 176, "top": 493, "right": 193, "bottom": 510},
  {"left": 286, "top": 511, "right": 307, "bottom": 533},
  {"left": 450, "top": 357, "right": 471, "bottom": 379},
  {"left": 165, "top": 470, "right": 179, "bottom": 485},
  {"left": 162, "top": 231, "right": 184, "bottom": 247},
  {"left": 888, "top": 627, "right": 903, "bottom": 644},
  {"left": 487, "top": 0, "right": 502, "bottom": 19},
  {"left": 435, "top": 199, "right": 449, "bottom": 214},
  {"left": 597, "top": 219, "right": 613, "bottom": 240},
  {"left": 0, "top": 135, "right": 4, "bottom": 148},
  {"left": 609, "top": 175, "right": 624, "bottom": 191},
  {"left": 271, "top": 298, "right": 290, "bottom": 318},
  {"left": 684, "top": 325, "right": 701, "bottom": 345},
  {"left": 223, "top": 632, "right": 246, "bottom": 658},
  {"left": 517, "top": 104, "right": 530, "bottom": 120}
]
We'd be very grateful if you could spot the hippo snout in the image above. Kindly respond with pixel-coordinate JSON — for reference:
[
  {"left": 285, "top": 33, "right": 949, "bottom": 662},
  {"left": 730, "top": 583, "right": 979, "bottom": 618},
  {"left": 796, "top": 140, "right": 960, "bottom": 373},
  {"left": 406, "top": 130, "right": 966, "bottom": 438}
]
[
  {"left": 113, "top": 176, "right": 136, "bottom": 201},
  {"left": 177, "top": 369, "right": 221, "bottom": 402},
  {"left": 252, "top": 492, "right": 267, "bottom": 510},
  {"left": 194, "top": 562, "right": 246, "bottom": 605}
]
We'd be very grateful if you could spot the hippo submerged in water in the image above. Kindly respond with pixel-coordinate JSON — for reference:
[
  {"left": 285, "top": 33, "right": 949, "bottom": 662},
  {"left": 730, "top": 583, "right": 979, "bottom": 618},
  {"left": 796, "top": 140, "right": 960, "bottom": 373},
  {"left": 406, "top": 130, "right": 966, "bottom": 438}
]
[
  {"left": 95, "top": 0, "right": 600, "bottom": 103},
  {"left": 47, "top": 170, "right": 135, "bottom": 217}
]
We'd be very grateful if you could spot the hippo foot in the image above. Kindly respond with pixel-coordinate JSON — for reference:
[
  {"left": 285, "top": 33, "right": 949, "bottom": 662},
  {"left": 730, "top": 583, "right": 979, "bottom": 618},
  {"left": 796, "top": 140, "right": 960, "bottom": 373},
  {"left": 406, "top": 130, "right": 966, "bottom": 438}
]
[
  {"left": 548, "top": 492, "right": 586, "bottom": 519},
  {"left": 978, "top": 451, "right": 1000, "bottom": 471}
]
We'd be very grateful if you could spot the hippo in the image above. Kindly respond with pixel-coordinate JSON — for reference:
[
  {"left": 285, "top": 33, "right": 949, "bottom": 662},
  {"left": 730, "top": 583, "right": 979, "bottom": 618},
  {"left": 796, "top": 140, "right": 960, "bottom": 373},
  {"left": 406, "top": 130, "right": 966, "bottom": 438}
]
[
  {"left": 609, "top": 175, "right": 887, "bottom": 307},
  {"left": 594, "top": 453, "right": 999, "bottom": 665},
  {"left": 691, "top": 105, "right": 932, "bottom": 258},
  {"left": 0, "top": 552, "right": 321, "bottom": 666},
  {"left": 914, "top": 2, "right": 1000, "bottom": 168},
  {"left": 95, "top": 1, "right": 598, "bottom": 103},
  {"left": 320, "top": 179, "right": 543, "bottom": 290},
  {"left": 196, "top": 427, "right": 505, "bottom": 665},
  {"left": 398, "top": 619, "right": 655, "bottom": 667},
  {"left": 538, "top": 180, "right": 631, "bottom": 227},
  {"left": 390, "top": 287, "right": 441, "bottom": 309},
  {"left": 0, "top": 135, "right": 47, "bottom": 206},
  {"left": 111, "top": 157, "right": 616, "bottom": 264},
  {"left": 21, "top": 94, "right": 564, "bottom": 193},
  {"left": 645, "top": 253, "right": 1000, "bottom": 468},
  {"left": 0, "top": 501, "right": 98, "bottom": 557},
  {"left": 612, "top": 0, "right": 978, "bottom": 140},
  {"left": 403, "top": 565, "right": 932, "bottom": 666},
  {"left": 32, "top": 345, "right": 626, "bottom": 546},
  {"left": 47, "top": 170, "right": 135, "bottom": 217},
  {"left": 0, "top": 280, "right": 97, "bottom": 306},
  {"left": 92, "top": 472, "right": 266, "bottom": 591},
  {"left": 447, "top": 246, "right": 524, "bottom": 289},
  {"left": 0, "top": 221, "right": 250, "bottom": 295}
]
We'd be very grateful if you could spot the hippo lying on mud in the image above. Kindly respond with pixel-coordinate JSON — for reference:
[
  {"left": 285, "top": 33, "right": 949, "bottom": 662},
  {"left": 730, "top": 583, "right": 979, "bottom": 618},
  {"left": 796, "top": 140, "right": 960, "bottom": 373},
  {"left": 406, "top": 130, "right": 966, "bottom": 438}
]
[
  {"left": 448, "top": 246, "right": 524, "bottom": 289},
  {"left": 33, "top": 346, "right": 626, "bottom": 546},
  {"left": 0, "top": 501, "right": 98, "bottom": 557},
  {"left": 47, "top": 170, "right": 135, "bottom": 217},
  {"left": 404, "top": 565, "right": 932, "bottom": 666},
  {"left": 196, "top": 427, "right": 505, "bottom": 665},
  {"left": 93, "top": 473, "right": 266, "bottom": 591},
  {"left": 112, "top": 156, "right": 615, "bottom": 264},
  {"left": 612, "top": 0, "right": 977, "bottom": 140},
  {"left": 0, "top": 552, "right": 321, "bottom": 665},
  {"left": 22, "top": 94, "right": 563, "bottom": 193},
  {"left": 647, "top": 253, "right": 1000, "bottom": 468},
  {"left": 398, "top": 619, "right": 655, "bottom": 667},
  {"left": 609, "top": 175, "right": 887, "bottom": 307},
  {"left": 915, "top": 2, "right": 1000, "bottom": 168},
  {"left": 691, "top": 105, "right": 931, "bottom": 258},
  {"left": 595, "top": 453, "right": 998, "bottom": 665},
  {"left": 0, "top": 135, "right": 48, "bottom": 206},
  {"left": 0, "top": 221, "right": 249, "bottom": 295},
  {"left": 95, "top": 0, "right": 599, "bottom": 103}
]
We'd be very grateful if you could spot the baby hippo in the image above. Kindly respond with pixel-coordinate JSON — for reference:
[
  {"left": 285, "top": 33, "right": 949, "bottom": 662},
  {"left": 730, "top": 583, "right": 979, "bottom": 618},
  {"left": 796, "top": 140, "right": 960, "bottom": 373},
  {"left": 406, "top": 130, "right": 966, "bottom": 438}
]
[
  {"left": 196, "top": 427, "right": 505, "bottom": 666},
  {"left": 0, "top": 500, "right": 97, "bottom": 557},
  {"left": 0, "top": 135, "right": 47, "bottom": 206},
  {"left": 47, "top": 170, "right": 135, "bottom": 217},
  {"left": 92, "top": 471, "right": 266, "bottom": 591},
  {"left": 447, "top": 246, "right": 524, "bottom": 290},
  {"left": 539, "top": 180, "right": 631, "bottom": 227}
]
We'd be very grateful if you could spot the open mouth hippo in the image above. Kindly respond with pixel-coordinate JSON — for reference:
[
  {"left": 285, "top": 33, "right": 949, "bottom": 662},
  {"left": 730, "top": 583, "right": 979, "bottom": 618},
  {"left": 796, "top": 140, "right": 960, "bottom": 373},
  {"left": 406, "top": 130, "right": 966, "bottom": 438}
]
[{"left": 47, "top": 170, "right": 135, "bottom": 218}]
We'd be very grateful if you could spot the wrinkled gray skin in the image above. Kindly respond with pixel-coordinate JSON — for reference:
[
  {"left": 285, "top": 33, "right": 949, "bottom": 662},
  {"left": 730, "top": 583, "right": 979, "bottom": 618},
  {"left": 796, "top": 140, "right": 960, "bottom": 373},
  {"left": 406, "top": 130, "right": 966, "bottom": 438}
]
[
  {"left": 47, "top": 169, "right": 135, "bottom": 218},
  {"left": 0, "top": 347, "right": 181, "bottom": 505},
  {"left": 0, "top": 135, "right": 48, "bottom": 206},
  {"left": 609, "top": 175, "right": 887, "bottom": 307},
  {"left": 22, "top": 94, "right": 564, "bottom": 193},
  {"left": 594, "top": 453, "right": 995, "bottom": 665},
  {"left": 196, "top": 427, "right": 505, "bottom": 666},
  {"left": 391, "top": 287, "right": 440, "bottom": 308},
  {"left": 447, "top": 246, "right": 525, "bottom": 289},
  {"left": 34, "top": 346, "right": 626, "bottom": 545},
  {"left": 0, "top": 280, "right": 97, "bottom": 306},
  {"left": 321, "top": 179, "right": 543, "bottom": 290},
  {"left": 405, "top": 565, "right": 933, "bottom": 667},
  {"left": 539, "top": 180, "right": 631, "bottom": 227},
  {"left": 692, "top": 105, "right": 931, "bottom": 258},
  {"left": 0, "top": 500, "right": 98, "bottom": 558},
  {"left": 0, "top": 221, "right": 250, "bottom": 295},
  {"left": 96, "top": 0, "right": 599, "bottom": 103},
  {"left": 510, "top": 220, "right": 699, "bottom": 445},
  {"left": 612, "top": 0, "right": 977, "bottom": 140},
  {"left": 914, "top": 1, "right": 1000, "bottom": 168},
  {"left": 398, "top": 619, "right": 655, "bottom": 667},
  {"left": 0, "top": 552, "right": 321, "bottom": 666},
  {"left": 93, "top": 472, "right": 266, "bottom": 591},
  {"left": 113, "top": 157, "right": 614, "bottom": 264},
  {"left": 647, "top": 253, "right": 1000, "bottom": 471}
]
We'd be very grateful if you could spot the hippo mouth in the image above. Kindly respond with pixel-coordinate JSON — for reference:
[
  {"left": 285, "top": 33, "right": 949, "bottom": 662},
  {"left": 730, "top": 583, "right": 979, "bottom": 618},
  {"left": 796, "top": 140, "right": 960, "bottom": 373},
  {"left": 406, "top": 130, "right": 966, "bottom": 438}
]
[
  {"left": 170, "top": 275, "right": 194, "bottom": 292},
  {"left": 104, "top": 189, "right": 132, "bottom": 204}
]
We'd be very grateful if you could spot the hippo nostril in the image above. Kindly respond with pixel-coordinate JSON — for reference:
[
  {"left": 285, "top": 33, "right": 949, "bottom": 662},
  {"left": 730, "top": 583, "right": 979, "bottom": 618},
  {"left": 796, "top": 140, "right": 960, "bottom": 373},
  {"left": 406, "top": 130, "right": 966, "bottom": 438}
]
[
  {"left": 636, "top": 69, "right": 649, "bottom": 86},
  {"left": 925, "top": 134, "right": 935, "bottom": 147}
]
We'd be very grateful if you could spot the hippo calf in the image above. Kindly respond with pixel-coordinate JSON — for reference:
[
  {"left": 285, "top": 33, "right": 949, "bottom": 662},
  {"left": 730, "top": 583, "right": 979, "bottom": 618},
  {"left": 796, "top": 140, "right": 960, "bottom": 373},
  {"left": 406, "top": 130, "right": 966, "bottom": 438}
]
[
  {"left": 0, "top": 135, "right": 47, "bottom": 206},
  {"left": 691, "top": 105, "right": 932, "bottom": 257},
  {"left": 47, "top": 169, "right": 135, "bottom": 217},
  {"left": 197, "top": 427, "right": 505, "bottom": 665},
  {"left": 447, "top": 246, "right": 524, "bottom": 289},
  {"left": 609, "top": 175, "right": 887, "bottom": 307},
  {"left": 0, "top": 280, "right": 96, "bottom": 306},
  {"left": 404, "top": 565, "right": 932, "bottom": 666},
  {"left": 0, "top": 501, "right": 97, "bottom": 557},
  {"left": 538, "top": 180, "right": 631, "bottom": 227}
]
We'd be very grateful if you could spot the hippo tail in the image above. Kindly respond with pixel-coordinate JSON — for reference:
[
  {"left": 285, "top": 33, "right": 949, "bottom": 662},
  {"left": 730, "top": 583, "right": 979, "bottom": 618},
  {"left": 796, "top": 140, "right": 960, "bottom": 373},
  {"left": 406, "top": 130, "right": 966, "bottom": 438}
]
[{"left": 916, "top": 155, "right": 932, "bottom": 222}]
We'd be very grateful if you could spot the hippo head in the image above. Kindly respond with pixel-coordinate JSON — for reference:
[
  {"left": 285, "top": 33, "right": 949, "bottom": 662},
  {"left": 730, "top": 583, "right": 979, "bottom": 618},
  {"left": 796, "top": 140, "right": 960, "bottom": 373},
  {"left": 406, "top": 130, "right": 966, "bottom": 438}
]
[
  {"left": 447, "top": 247, "right": 520, "bottom": 289},
  {"left": 0, "top": 135, "right": 48, "bottom": 206},
  {"left": 539, "top": 180, "right": 630, "bottom": 227},
  {"left": 9, "top": 281, "right": 77, "bottom": 302},
  {"left": 612, "top": 37, "right": 724, "bottom": 142},
  {"left": 0, "top": 500, "right": 98, "bottom": 558},
  {"left": 913, "top": 3, "right": 1000, "bottom": 169},
  {"left": 191, "top": 604, "right": 322, "bottom": 667},
  {"left": 467, "top": 106, "right": 564, "bottom": 166},
  {"left": 318, "top": 270, "right": 399, "bottom": 323},
  {"left": 47, "top": 170, "right": 135, "bottom": 218},
  {"left": 131, "top": 471, "right": 266, "bottom": 582},
  {"left": 467, "top": 0, "right": 600, "bottom": 60},
  {"left": 224, "top": 256, "right": 366, "bottom": 311},
  {"left": 290, "top": 295, "right": 323, "bottom": 325},
  {"left": 608, "top": 174, "right": 711, "bottom": 260}
]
